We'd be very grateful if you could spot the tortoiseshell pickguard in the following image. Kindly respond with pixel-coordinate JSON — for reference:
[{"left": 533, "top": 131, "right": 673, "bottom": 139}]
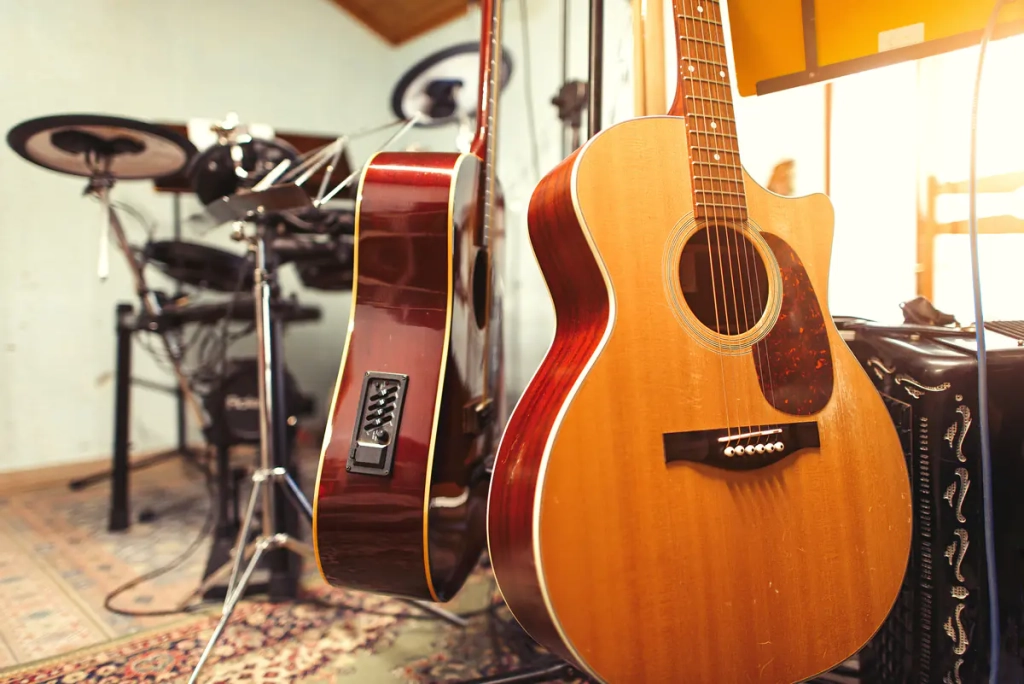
[{"left": 752, "top": 233, "right": 833, "bottom": 415}]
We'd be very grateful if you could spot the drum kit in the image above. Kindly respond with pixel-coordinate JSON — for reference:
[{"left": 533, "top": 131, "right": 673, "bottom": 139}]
[{"left": 5, "top": 107, "right": 465, "bottom": 682}]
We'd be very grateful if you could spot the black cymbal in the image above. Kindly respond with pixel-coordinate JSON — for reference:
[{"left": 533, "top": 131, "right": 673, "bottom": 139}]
[
  {"left": 143, "top": 240, "right": 254, "bottom": 293},
  {"left": 391, "top": 42, "right": 513, "bottom": 127},
  {"left": 7, "top": 113, "right": 196, "bottom": 180},
  {"left": 189, "top": 137, "right": 298, "bottom": 205}
]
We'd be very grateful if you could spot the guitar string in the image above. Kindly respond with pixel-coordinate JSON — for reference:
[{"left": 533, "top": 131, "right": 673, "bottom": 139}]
[
  {"left": 687, "top": 0, "right": 739, "bottom": 440},
  {"left": 689, "top": 0, "right": 752, "bottom": 443},
  {"left": 709, "top": 0, "right": 779, "bottom": 436},
  {"left": 677, "top": 0, "right": 731, "bottom": 440},
  {"left": 699, "top": 0, "right": 760, "bottom": 443}
]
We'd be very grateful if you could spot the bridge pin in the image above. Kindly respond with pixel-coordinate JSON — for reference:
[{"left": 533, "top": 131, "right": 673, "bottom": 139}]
[
  {"left": 724, "top": 446, "right": 735, "bottom": 457},
  {"left": 754, "top": 443, "right": 765, "bottom": 454},
  {"left": 774, "top": 441, "right": 784, "bottom": 451},
  {"left": 744, "top": 445, "right": 756, "bottom": 455},
  {"left": 765, "top": 443, "right": 776, "bottom": 453}
]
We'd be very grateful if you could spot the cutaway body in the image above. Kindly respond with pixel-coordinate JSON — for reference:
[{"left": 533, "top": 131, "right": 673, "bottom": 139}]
[
  {"left": 488, "top": 116, "right": 912, "bottom": 682},
  {"left": 314, "top": 151, "right": 504, "bottom": 602}
]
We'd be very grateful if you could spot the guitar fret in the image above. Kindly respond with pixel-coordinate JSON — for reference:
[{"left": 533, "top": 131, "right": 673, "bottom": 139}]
[
  {"left": 688, "top": 129, "right": 738, "bottom": 140},
  {"left": 685, "top": 94, "right": 734, "bottom": 106},
  {"left": 698, "top": 202, "right": 746, "bottom": 208},
  {"left": 690, "top": 145, "right": 738, "bottom": 154},
  {"left": 684, "top": 76, "right": 729, "bottom": 87},
  {"left": 692, "top": 175, "right": 742, "bottom": 182},
  {"left": 695, "top": 189, "right": 746, "bottom": 197},
  {"left": 683, "top": 56, "right": 728, "bottom": 67},
  {"left": 692, "top": 160, "right": 742, "bottom": 170},
  {"left": 680, "top": 36, "right": 725, "bottom": 47},
  {"left": 677, "top": 14, "right": 723, "bottom": 27}
]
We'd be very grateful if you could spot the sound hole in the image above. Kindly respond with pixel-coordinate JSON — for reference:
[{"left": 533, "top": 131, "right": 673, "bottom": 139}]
[
  {"left": 472, "top": 248, "right": 489, "bottom": 330},
  {"left": 679, "top": 226, "right": 769, "bottom": 336}
]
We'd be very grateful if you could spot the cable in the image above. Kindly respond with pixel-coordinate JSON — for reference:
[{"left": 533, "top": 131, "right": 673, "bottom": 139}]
[
  {"left": 518, "top": 0, "right": 542, "bottom": 181},
  {"left": 103, "top": 454, "right": 217, "bottom": 617},
  {"left": 968, "top": 2, "right": 1009, "bottom": 681},
  {"left": 297, "top": 588, "right": 507, "bottom": 621}
]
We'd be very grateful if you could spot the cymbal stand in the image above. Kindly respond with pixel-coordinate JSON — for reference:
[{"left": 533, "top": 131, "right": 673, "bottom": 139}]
[
  {"left": 186, "top": 208, "right": 464, "bottom": 684},
  {"left": 73, "top": 172, "right": 212, "bottom": 530},
  {"left": 87, "top": 173, "right": 209, "bottom": 432}
]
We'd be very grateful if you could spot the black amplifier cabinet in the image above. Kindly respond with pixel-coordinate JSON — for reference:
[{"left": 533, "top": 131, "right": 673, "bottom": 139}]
[{"left": 835, "top": 319, "right": 1024, "bottom": 684}]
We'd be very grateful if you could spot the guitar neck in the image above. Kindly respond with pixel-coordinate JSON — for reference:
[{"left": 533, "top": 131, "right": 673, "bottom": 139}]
[
  {"left": 669, "top": 0, "right": 746, "bottom": 223},
  {"left": 471, "top": 0, "right": 504, "bottom": 247}
]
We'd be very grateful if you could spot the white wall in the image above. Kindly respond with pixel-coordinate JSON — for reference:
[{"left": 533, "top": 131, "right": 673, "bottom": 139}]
[{"left": 0, "top": 0, "right": 396, "bottom": 472}]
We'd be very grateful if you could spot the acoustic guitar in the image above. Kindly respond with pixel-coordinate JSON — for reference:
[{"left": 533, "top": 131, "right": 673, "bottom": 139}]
[
  {"left": 313, "top": 0, "right": 506, "bottom": 602},
  {"left": 487, "top": 1, "right": 912, "bottom": 681}
]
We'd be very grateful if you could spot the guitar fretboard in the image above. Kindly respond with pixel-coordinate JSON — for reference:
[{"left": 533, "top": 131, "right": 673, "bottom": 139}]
[
  {"left": 672, "top": 0, "right": 746, "bottom": 223},
  {"left": 480, "top": 0, "right": 503, "bottom": 248}
]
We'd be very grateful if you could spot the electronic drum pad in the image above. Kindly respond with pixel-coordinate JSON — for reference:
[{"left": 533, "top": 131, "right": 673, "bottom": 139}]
[
  {"left": 6, "top": 113, "right": 196, "bottom": 180},
  {"left": 391, "top": 42, "right": 513, "bottom": 127}
]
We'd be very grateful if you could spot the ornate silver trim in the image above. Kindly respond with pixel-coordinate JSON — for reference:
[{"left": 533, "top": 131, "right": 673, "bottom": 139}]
[
  {"left": 944, "top": 528, "right": 969, "bottom": 582},
  {"left": 943, "top": 603, "right": 969, "bottom": 656},
  {"left": 954, "top": 406, "right": 972, "bottom": 463},
  {"left": 945, "top": 422, "right": 958, "bottom": 447},
  {"left": 952, "top": 468, "right": 969, "bottom": 523},
  {"left": 867, "top": 357, "right": 895, "bottom": 379},
  {"left": 895, "top": 373, "right": 952, "bottom": 399}
]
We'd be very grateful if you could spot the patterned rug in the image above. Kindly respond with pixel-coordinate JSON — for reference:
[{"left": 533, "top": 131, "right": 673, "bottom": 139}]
[
  {"left": 0, "top": 459, "right": 571, "bottom": 683},
  {"left": 0, "top": 582, "right": 562, "bottom": 683}
]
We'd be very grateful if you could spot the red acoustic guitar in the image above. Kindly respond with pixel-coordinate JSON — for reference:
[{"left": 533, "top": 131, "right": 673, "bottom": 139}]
[
  {"left": 313, "top": 0, "right": 506, "bottom": 602},
  {"left": 487, "top": 0, "right": 912, "bottom": 681}
]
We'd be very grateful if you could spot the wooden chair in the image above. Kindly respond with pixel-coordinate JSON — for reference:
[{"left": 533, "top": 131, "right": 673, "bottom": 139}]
[{"left": 917, "top": 170, "right": 1024, "bottom": 300}]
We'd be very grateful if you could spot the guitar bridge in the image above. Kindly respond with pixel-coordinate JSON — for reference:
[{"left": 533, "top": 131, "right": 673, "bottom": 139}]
[
  {"left": 346, "top": 372, "right": 408, "bottom": 477},
  {"left": 663, "top": 422, "right": 820, "bottom": 471}
]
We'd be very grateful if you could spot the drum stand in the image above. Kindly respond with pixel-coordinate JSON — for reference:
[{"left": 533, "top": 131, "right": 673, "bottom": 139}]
[
  {"left": 186, "top": 218, "right": 467, "bottom": 684},
  {"left": 82, "top": 173, "right": 212, "bottom": 530}
]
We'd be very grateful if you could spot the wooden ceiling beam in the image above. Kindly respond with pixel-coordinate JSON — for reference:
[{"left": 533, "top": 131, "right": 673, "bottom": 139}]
[{"left": 328, "top": 0, "right": 470, "bottom": 45}]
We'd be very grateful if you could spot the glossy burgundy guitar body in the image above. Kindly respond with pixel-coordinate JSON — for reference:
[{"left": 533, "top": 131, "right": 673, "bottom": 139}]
[{"left": 312, "top": 0, "right": 507, "bottom": 602}]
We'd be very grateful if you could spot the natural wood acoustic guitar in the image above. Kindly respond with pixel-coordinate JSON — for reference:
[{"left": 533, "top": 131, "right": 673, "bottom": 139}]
[
  {"left": 487, "top": 0, "right": 913, "bottom": 681},
  {"left": 313, "top": 0, "right": 507, "bottom": 602}
]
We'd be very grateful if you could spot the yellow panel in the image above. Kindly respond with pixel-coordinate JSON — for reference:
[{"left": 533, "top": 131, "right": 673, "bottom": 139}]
[
  {"left": 728, "top": 0, "right": 806, "bottom": 97},
  {"left": 815, "top": 0, "right": 1024, "bottom": 67},
  {"left": 727, "top": 0, "right": 1024, "bottom": 96}
]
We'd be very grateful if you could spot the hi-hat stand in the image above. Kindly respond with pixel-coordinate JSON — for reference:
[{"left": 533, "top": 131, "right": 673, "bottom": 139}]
[{"left": 184, "top": 118, "right": 473, "bottom": 682}]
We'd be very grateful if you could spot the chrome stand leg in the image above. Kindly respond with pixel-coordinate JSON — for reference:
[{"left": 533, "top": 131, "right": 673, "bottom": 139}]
[
  {"left": 185, "top": 224, "right": 312, "bottom": 682},
  {"left": 188, "top": 537, "right": 271, "bottom": 684},
  {"left": 184, "top": 468, "right": 311, "bottom": 681},
  {"left": 224, "top": 474, "right": 263, "bottom": 603}
]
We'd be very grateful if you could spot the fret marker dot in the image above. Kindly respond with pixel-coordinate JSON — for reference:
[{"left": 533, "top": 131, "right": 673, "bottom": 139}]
[
  {"left": 719, "top": 70, "right": 726, "bottom": 77},
  {"left": 714, "top": 153, "right": 721, "bottom": 161},
  {"left": 688, "top": 65, "right": 695, "bottom": 72},
  {"left": 697, "top": 5, "right": 704, "bottom": 12},
  {"left": 711, "top": 122, "right": 717, "bottom": 129}
]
